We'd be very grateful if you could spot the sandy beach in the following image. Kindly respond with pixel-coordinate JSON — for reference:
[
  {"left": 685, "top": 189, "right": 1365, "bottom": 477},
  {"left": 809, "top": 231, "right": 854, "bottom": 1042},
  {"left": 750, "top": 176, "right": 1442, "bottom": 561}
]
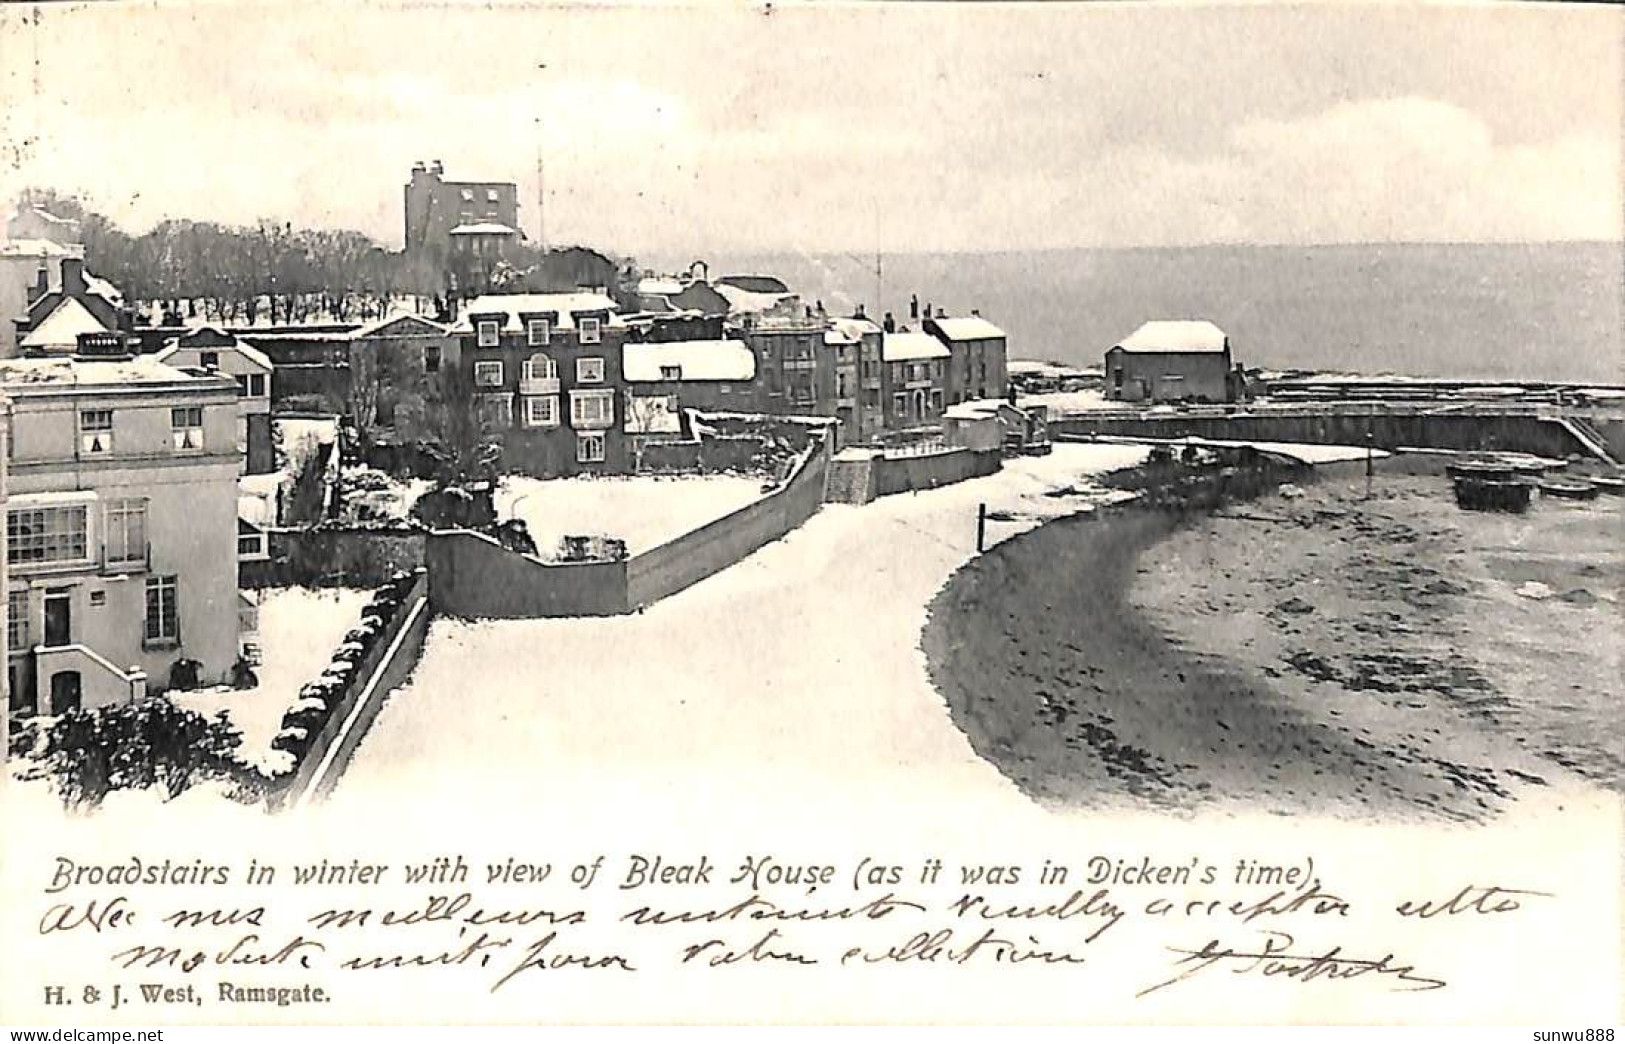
[{"left": 924, "top": 462, "right": 1622, "bottom": 822}]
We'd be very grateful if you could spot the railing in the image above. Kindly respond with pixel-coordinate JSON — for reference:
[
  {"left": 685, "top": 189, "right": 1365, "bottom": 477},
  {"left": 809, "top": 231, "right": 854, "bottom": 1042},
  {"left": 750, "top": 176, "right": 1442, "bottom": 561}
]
[{"left": 32, "top": 643, "right": 148, "bottom": 707}]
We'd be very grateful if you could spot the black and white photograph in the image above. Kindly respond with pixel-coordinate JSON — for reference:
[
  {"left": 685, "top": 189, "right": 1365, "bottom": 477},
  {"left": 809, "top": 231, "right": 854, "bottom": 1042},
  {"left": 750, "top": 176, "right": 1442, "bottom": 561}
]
[{"left": 0, "top": 0, "right": 1620, "bottom": 1028}]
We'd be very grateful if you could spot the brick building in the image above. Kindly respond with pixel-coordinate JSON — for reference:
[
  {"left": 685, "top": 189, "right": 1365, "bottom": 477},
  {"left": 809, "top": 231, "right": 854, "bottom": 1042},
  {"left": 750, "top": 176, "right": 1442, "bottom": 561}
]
[
  {"left": 925, "top": 313, "right": 1009, "bottom": 404},
  {"left": 879, "top": 330, "right": 950, "bottom": 430},
  {"left": 450, "top": 293, "right": 627, "bottom": 476},
  {"left": 404, "top": 161, "right": 521, "bottom": 257}
]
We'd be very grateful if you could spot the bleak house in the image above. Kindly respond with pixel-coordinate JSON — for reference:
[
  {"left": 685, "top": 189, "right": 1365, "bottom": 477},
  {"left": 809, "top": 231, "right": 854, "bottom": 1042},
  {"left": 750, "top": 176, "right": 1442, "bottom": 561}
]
[{"left": 451, "top": 292, "right": 627, "bottom": 476}]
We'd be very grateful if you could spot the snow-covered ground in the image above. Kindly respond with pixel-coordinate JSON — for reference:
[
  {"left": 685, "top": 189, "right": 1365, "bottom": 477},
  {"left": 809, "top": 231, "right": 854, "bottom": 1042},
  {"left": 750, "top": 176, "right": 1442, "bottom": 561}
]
[
  {"left": 1020, "top": 388, "right": 1112, "bottom": 413},
  {"left": 170, "top": 587, "right": 367, "bottom": 774},
  {"left": 336, "top": 444, "right": 1150, "bottom": 823},
  {"left": 1088, "top": 434, "right": 1394, "bottom": 465},
  {"left": 494, "top": 473, "right": 771, "bottom": 557}
]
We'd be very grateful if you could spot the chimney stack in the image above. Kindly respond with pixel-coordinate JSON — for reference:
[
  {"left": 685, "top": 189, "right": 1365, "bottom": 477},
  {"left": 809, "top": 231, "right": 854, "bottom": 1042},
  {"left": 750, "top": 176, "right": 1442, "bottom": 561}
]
[
  {"left": 430, "top": 159, "right": 444, "bottom": 176},
  {"left": 883, "top": 311, "right": 896, "bottom": 334},
  {"left": 909, "top": 293, "right": 919, "bottom": 320},
  {"left": 925, "top": 301, "right": 933, "bottom": 320}
]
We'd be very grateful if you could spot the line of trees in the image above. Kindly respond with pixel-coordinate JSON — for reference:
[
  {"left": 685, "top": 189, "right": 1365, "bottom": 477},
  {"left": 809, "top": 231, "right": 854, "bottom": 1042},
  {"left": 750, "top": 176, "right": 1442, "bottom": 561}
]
[
  {"left": 19, "top": 188, "right": 641, "bottom": 328},
  {"left": 19, "top": 188, "right": 440, "bottom": 326}
]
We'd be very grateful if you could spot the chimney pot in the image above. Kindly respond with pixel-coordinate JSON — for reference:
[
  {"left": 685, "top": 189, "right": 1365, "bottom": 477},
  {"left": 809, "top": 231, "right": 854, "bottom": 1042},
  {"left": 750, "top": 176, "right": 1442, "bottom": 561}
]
[{"left": 909, "top": 293, "right": 919, "bottom": 320}]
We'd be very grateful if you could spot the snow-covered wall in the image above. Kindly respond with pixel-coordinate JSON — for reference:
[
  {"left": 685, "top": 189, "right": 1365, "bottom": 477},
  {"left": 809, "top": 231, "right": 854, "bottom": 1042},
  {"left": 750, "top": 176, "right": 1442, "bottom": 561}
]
[{"left": 426, "top": 530, "right": 630, "bottom": 618}]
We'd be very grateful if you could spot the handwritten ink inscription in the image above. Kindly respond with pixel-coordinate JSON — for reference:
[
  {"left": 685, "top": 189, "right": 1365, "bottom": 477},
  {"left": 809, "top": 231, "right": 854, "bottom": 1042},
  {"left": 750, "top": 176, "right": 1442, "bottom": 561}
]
[{"left": 23, "top": 853, "right": 1555, "bottom": 1011}]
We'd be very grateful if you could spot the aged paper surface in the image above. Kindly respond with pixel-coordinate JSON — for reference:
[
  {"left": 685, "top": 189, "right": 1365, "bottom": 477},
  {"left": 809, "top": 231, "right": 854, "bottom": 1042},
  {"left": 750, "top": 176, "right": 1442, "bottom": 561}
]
[{"left": 1, "top": 0, "right": 1622, "bottom": 1027}]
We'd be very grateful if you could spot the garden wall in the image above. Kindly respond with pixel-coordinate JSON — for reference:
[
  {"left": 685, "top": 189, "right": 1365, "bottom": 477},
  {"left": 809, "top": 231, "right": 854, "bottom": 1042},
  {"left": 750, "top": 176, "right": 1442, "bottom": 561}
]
[
  {"left": 271, "top": 569, "right": 430, "bottom": 809},
  {"left": 624, "top": 428, "right": 831, "bottom": 608},
  {"left": 427, "top": 530, "right": 630, "bottom": 618},
  {"left": 872, "top": 448, "right": 1001, "bottom": 497}
]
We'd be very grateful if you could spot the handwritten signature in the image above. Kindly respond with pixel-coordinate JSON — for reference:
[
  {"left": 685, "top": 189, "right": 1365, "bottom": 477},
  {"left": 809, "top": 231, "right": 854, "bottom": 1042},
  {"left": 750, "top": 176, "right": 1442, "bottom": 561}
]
[{"left": 1137, "top": 931, "right": 1447, "bottom": 998}]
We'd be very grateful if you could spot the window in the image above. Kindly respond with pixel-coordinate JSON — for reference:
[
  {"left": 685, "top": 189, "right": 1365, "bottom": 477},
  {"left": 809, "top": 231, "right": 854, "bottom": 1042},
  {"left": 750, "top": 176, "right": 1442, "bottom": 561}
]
[
  {"left": 424, "top": 345, "right": 441, "bottom": 373},
  {"left": 578, "top": 317, "right": 602, "bottom": 345},
  {"left": 932, "top": 360, "right": 944, "bottom": 378},
  {"left": 144, "top": 575, "right": 180, "bottom": 645},
  {"left": 477, "top": 393, "right": 513, "bottom": 428},
  {"left": 893, "top": 393, "right": 907, "bottom": 417},
  {"left": 474, "top": 360, "right": 504, "bottom": 387},
  {"left": 79, "top": 409, "right": 113, "bottom": 455},
  {"left": 527, "top": 318, "right": 551, "bottom": 346},
  {"left": 7, "top": 589, "right": 27, "bottom": 650},
  {"left": 171, "top": 406, "right": 204, "bottom": 451},
  {"left": 524, "top": 395, "right": 559, "bottom": 428},
  {"left": 523, "top": 354, "right": 557, "bottom": 382},
  {"left": 659, "top": 365, "right": 682, "bottom": 381},
  {"left": 576, "top": 357, "right": 605, "bottom": 384},
  {"left": 576, "top": 433, "right": 605, "bottom": 463},
  {"left": 477, "top": 320, "right": 501, "bottom": 348},
  {"left": 461, "top": 188, "right": 475, "bottom": 202},
  {"left": 8, "top": 505, "right": 90, "bottom": 566},
  {"left": 104, "top": 499, "right": 147, "bottom": 568},
  {"left": 570, "top": 389, "right": 615, "bottom": 429},
  {"left": 836, "top": 373, "right": 850, "bottom": 397},
  {"left": 238, "top": 532, "right": 267, "bottom": 559},
  {"left": 234, "top": 374, "right": 267, "bottom": 398},
  {"left": 487, "top": 188, "right": 500, "bottom": 203},
  {"left": 200, "top": 351, "right": 220, "bottom": 369},
  {"left": 760, "top": 342, "right": 774, "bottom": 359},
  {"left": 930, "top": 389, "right": 944, "bottom": 413}
]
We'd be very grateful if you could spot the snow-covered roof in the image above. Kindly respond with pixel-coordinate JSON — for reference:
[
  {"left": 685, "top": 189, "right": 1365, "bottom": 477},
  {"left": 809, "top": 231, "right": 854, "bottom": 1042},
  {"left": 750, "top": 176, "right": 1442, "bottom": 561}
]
[
  {"left": 943, "top": 399, "right": 1005, "bottom": 420},
  {"left": 0, "top": 238, "right": 76, "bottom": 259},
  {"left": 825, "top": 316, "right": 881, "bottom": 345},
  {"left": 637, "top": 276, "right": 686, "bottom": 297},
  {"left": 350, "top": 312, "right": 449, "bottom": 339},
  {"left": 881, "top": 331, "right": 950, "bottom": 363},
  {"left": 238, "top": 493, "right": 275, "bottom": 529},
  {"left": 84, "top": 271, "right": 124, "bottom": 308},
  {"left": 0, "top": 354, "right": 222, "bottom": 392},
  {"left": 931, "top": 316, "right": 1006, "bottom": 341},
  {"left": 1112, "top": 320, "right": 1228, "bottom": 354},
  {"left": 449, "top": 222, "right": 520, "bottom": 236},
  {"left": 19, "top": 297, "right": 112, "bottom": 350},
  {"left": 154, "top": 329, "right": 274, "bottom": 371},
  {"left": 715, "top": 282, "right": 795, "bottom": 316},
  {"left": 453, "top": 292, "right": 621, "bottom": 333},
  {"left": 624, "top": 339, "right": 755, "bottom": 383}
]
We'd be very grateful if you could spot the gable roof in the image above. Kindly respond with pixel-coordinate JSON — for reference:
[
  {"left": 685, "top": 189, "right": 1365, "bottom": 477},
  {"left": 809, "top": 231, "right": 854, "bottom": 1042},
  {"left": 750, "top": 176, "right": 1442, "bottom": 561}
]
[
  {"left": 19, "top": 297, "right": 111, "bottom": 350},
  {"left": 1112, "top": 320, "right": 1228, "bottom": 353},
  {"left": 154, "top": 327, "right": 274, "bottom": 371},
  {"left": 351, "top": 313, "right": 449, "bottom": 340}
]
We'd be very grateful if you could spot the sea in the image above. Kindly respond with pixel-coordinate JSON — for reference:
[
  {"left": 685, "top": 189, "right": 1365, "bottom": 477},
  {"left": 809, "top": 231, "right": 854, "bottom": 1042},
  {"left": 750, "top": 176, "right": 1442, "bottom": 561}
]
[{"left": 651, "top": 241, "right": 1624, "bottom": 386}]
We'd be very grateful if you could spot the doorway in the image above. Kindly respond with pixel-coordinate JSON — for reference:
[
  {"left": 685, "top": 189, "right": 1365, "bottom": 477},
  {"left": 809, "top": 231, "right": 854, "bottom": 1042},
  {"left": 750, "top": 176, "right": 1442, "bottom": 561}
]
[
  {"left": 49, "top": 670, "right": 81, "bottom": 715},
  {"left": 43, "top": 589, "right": 72, "bottom": 648}
]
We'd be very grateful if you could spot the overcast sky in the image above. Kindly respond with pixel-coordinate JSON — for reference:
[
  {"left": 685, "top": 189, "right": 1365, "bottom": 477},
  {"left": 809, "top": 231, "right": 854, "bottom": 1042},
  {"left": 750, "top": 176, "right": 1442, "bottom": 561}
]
[{"left": 1, "top": 1, "right": 1619, "bottom": 256}]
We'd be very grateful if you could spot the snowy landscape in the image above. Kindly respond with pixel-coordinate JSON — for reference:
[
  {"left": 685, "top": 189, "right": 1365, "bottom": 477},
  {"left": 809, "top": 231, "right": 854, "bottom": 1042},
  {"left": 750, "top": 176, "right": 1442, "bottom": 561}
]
[{"left": 494, "top": 472, "right": 771, "bottom": 558}]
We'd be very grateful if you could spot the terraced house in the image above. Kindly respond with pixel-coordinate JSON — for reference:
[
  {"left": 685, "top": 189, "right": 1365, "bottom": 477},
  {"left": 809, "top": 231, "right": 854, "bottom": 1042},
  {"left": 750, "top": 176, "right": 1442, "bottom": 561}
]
[
  {"left": 451, "top": 292, "right": 627, "bottom": 476},
  {"left": 2, "top": 341, "right": 241, "bottom": 715}
]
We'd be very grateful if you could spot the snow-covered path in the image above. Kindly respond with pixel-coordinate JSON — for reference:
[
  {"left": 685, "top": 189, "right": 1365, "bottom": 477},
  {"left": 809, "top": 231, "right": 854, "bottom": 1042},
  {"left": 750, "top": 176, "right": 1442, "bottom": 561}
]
[{"left": 335, "top": 445, "right": 1150, "bottom": 825}]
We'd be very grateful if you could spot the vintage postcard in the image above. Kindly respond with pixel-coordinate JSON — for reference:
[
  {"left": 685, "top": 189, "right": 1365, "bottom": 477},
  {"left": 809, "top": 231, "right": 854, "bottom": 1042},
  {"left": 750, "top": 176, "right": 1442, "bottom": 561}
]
[{"left": 0, "top": 0, "right": 1620, "bottom": 1028}]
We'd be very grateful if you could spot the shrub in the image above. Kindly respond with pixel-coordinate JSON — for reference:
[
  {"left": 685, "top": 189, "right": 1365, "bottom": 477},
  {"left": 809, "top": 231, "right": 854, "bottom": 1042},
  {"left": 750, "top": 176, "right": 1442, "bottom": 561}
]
[{"left": 11, "top": 699, "right": 260, "bottom": 809}]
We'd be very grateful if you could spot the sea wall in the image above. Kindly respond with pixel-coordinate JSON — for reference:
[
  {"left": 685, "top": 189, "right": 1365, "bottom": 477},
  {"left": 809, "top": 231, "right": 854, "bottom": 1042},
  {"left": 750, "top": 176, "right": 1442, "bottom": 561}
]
[{"left": 1055, "top": 410, "right": 1595, "bottom": 460}]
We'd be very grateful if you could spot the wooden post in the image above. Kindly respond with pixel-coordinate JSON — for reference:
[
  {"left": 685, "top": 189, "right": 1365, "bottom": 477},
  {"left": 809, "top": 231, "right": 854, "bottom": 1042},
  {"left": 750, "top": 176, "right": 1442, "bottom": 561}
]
[
  {"left": 977, "top": 502, "right": 987, "bottom": 552},
  {"left": 1365, "top": 429, "right": 1375, "bottom": 499}
]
